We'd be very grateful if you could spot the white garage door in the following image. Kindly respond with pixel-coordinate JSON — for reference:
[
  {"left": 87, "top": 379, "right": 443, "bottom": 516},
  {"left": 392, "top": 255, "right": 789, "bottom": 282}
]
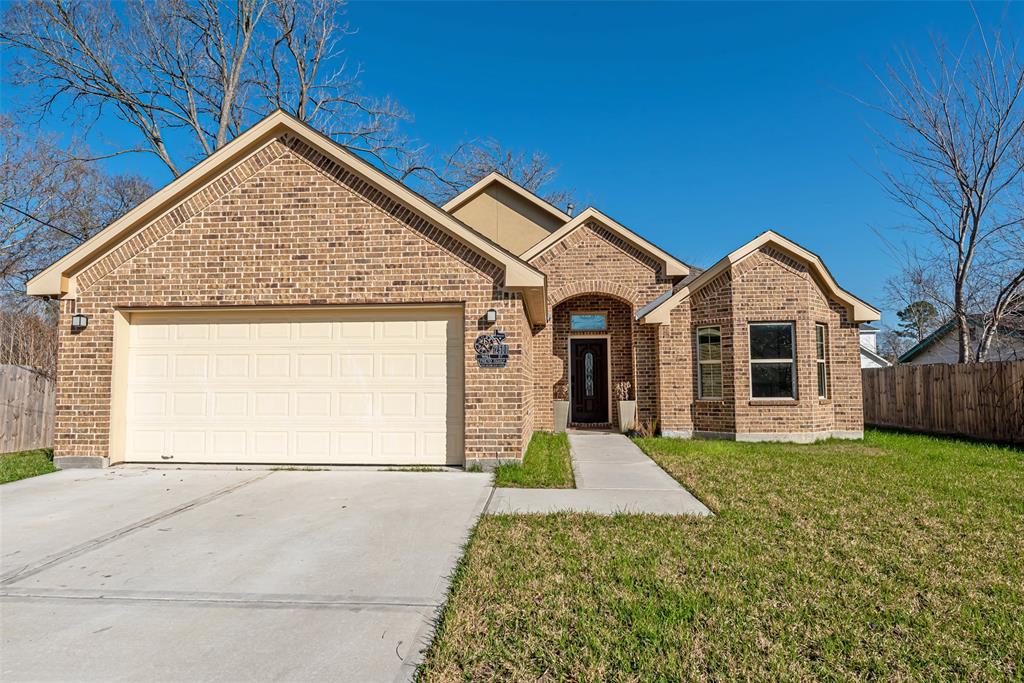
[{"left": 123, "top": 308, "right": 463, "bottom": 465}]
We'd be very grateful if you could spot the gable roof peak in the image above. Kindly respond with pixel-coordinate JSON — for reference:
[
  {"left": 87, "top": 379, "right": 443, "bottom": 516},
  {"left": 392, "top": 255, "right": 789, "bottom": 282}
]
[
  {"left": 441, "top": 171, "right": 572, "bottom": 223},
  {"left": 521, "top": 206, "right": 692, "bottom": 278},
  {"left": 641, "top": 230, "right": 880, "bottom": 324},
  {"left": 26, "top": 109, "right": 546, "bottom": 322}
]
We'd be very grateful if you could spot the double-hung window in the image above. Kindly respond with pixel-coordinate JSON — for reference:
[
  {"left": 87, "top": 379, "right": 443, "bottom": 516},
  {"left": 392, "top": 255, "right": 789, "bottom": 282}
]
[
  {"left": 696, "top": 326, "right": 722, "bottom": 399},
  {"left": 749, "top": 322, "right": 796, "bottom": 399},
  {"left": 815, "top": 324, "right": 828, "bottom": 399}
]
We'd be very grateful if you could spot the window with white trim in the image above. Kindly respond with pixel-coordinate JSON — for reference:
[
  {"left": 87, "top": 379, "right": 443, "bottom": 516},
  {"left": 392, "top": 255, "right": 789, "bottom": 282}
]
[
  {"left": 696, "top": 326, "right": 722, "bottom": 399},
  {"left": 815, "top": 324, "right": 828, "bottom": 399},
  {"left": 749, "top": 322, "right": 796, "bottom": 399}
]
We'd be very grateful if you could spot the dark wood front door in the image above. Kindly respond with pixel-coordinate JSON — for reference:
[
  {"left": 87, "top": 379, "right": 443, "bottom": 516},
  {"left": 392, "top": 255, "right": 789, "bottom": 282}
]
[{"left": 570, "top": 338, "right": 608, "bottom": 423}]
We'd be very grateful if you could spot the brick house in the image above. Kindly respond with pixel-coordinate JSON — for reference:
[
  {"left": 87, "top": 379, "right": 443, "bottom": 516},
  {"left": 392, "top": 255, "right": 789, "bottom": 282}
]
[{"left": 28, "top": 111, "right": 879, "bottom": 469}]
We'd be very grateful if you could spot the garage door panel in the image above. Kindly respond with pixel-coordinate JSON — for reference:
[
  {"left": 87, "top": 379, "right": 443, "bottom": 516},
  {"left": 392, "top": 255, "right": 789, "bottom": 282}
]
[
  {"left": 125, "top": 308, "right": 463, "bottom": 465},
  {"left": 212, "top": 431, "right": 247, "bottom": 458},
  {"left": 338, "top": 392, "right": 373, "bottom": 416},
  {"left": 214, "top": 354, "right": 248, "bottom": 378},
  {"left": 133, "top": 355, "right": 168, "bottom": 379},
  {"left": 297, "top": 354, "right": 331, "bottom": 377},
  {"left": 213, "top": 393, "right": 247, "bottom": 416},
  {"left": 255, "top": 354, "right": 290, "bottom": 378},
  {"left": 340, "top": 353, "right": 374, "bottom": 377},
  {"left": 254, "top": 432, "right": 288, "bottom": 458},
  {"left": 129, "top": 431, "right": 164, "bottom": 457},
  {"left": 171, "top": 432, "right": 205, "bottom": 458},
  {"left": 296, "top": 392, "right": 332, "bottom": 417}
]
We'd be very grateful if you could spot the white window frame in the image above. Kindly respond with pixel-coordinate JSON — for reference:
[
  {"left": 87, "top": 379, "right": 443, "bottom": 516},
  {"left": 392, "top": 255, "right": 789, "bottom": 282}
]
[
  {"left": 696, "top": 325, "right": 722, "bottom": 399},
  {"left": 748, "top": 322, "right": 797, "bottom": 400},
  {"left": 570, "top": 310, "right": 608, "bottom": 332},
  {"left": 815, "top": 323, "right": 828, "bottom": 399}
]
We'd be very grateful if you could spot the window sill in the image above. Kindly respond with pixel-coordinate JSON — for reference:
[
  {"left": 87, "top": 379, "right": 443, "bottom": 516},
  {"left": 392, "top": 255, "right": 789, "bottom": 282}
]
[
  {"left": 818, "top": 398, "right": 831, "bottom": 405},
  {"left": 696, "top": 398, "right": 725, "bottom": 403},
  {"left": 748, "top": 399, "right": 799, "bottom": 406}
]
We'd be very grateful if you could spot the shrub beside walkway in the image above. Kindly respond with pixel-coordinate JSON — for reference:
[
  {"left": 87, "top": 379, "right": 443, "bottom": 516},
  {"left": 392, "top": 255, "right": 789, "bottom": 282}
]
[{"left": 486, "top": 432, "right": 711, "bottom": 516}]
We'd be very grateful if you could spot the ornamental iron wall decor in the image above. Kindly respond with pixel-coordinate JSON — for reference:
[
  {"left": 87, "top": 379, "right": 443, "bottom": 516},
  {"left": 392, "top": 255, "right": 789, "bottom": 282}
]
[{"left": 474, "top": 330, "right": 509, "bottom": 368}]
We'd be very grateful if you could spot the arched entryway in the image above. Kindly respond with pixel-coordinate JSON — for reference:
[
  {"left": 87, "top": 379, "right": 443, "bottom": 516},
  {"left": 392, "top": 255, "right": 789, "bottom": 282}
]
[{"left": 551, "top": 293, "right": 635, "bottom": 428}]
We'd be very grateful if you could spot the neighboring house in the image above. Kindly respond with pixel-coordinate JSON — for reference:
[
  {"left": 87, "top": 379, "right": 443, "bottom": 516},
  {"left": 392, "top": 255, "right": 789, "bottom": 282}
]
[
  {"left": 899, "top": 317, "right": 1024, "bottom": 365},
  {"left": 859, "top": 324, "right": 891, "bottom": 368},
  {"left": 27, "top": 111, "right": 879, "bottom": 470}
]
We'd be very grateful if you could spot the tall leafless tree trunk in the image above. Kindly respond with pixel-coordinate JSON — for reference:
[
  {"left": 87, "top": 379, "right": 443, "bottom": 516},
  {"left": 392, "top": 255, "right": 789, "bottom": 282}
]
[{"left": 868, "top": 23, "right": 1024, "bottom": 362}]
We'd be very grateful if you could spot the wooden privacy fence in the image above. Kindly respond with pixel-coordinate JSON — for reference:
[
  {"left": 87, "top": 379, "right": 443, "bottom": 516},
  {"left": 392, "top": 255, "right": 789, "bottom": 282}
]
[
  {"left": 1, "top": 364, "right": 56, "bottom": 453},
  {"left": 862, "top": 361, "right": 1024, "bottom": 444}
]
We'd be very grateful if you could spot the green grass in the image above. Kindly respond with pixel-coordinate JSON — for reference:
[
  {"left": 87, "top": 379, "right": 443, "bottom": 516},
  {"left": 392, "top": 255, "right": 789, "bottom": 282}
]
[
  {"left": 0, "top": 448, "right": 57, "bottom": 484},
  {"left": 493, "top": 431, "right": 574, "bottom": 488},
  {"left": 418, "top": 430, "right": 1024, "bottom": 681}
]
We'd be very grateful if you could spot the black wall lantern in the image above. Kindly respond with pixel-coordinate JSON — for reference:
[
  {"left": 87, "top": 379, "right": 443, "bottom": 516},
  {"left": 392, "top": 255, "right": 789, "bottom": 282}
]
[{"left": 71, "top": 313, "right": 89, "bottom": 332}]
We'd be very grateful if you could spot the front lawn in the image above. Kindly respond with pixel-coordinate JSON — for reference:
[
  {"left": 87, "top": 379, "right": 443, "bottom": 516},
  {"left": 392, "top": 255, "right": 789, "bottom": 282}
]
[
  {"left": 419, "top": 430, "right": 1023, "bottom": 681},
  {"left": 492, "top": 431, "right": 574, "bottom": 488},
  {"left": 0, "top": 448, "right": 56, "bottom": 484}
]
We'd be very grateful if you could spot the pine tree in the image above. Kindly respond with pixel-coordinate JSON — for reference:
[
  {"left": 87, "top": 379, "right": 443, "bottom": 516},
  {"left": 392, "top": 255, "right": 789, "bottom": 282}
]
[{"left": 895, "top": 301, "right": 940, "bottom": 343}]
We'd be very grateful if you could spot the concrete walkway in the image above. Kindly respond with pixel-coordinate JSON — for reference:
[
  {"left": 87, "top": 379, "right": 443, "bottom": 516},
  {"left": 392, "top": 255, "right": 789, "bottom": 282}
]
[{"left": 487, "top": 432, "right": 712, "bottom": 516}]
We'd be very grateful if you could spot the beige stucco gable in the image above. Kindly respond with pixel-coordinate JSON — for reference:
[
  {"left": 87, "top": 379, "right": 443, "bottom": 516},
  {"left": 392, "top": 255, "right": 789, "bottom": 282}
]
[{"left": 443, "top": 172, "right": 570, "bottom": 255}]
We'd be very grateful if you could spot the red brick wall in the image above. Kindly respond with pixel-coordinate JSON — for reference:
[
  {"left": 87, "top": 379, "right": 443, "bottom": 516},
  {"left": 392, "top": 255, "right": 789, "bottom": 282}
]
[
  {"left": 54, "top": 135, "right": 533, "bottom": 465},
  {"left": 528, "top": 222, "right": 673, "bottom": 430},
  {"left": 52, "top": 134, "right": 865, "bottom": 463},
  {"left": 656, "top": 246, "right": 863, "bottom": 439}
]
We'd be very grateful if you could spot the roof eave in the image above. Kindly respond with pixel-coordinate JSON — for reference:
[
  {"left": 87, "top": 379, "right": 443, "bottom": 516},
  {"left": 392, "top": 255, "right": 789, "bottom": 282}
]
[
  {"left": 522, "top": 207, "right": 691, "bottom": 277},
  {"left": 26, "top": 111, "right": 545, "bottom": 298},
  {"left": 27, "top": 113, "right": 295, "bottom": 297},
  {"left": 641, "top": 231, "right": 880, "bottom": 325}
]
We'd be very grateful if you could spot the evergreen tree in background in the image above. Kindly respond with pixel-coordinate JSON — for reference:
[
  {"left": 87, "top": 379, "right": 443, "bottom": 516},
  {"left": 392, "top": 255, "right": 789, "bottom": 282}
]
[{"left": 896, "top": 301, "right": 940, "bottom": 343}]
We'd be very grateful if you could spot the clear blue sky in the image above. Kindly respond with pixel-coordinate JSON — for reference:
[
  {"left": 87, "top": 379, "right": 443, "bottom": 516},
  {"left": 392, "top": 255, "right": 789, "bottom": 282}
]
[{"left": 5, "top": 2, "right": 1021, "bottom": 326}]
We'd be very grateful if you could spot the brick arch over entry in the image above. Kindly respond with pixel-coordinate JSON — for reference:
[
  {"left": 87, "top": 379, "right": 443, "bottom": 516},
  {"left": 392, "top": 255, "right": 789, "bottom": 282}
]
[
  {"left": 533, "top": 292, "right": 640, "bottom": 431},
  {"left": 548, "top": 280, "right": 637, "bottom": 309}
]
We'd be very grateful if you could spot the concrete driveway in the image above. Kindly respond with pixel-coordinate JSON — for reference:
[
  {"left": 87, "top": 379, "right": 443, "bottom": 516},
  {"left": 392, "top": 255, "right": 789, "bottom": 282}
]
[{"left": 0, "top": 467, "right": 492, "bottom": 682}]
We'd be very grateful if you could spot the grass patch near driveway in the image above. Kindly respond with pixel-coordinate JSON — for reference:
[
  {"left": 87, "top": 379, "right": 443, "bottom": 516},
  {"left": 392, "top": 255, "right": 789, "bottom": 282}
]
[
  {"left": 493, "top": 432, "right": 574, "bottom": 488},
  {"left": 1, "top": 448, "right": 56, "bottom": 484},
  {"left": 418, "top": 430, "right": 1023, "bottom": 681}
]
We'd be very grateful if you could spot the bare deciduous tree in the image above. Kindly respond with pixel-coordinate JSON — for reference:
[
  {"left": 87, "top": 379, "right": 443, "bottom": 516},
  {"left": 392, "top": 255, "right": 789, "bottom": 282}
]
[
  {"left": 868, "top": 23, "right": 1024, "bottom": 363},
  {"left": 1, "top": 0, "right": 422, "bottom": 179},
  {"left": 426, "top": 137, "right": 575, "bottom": 211},
  {"left": 877, "top": 326, "right": 909, "bottom": 364},
  {"left": 0, "top": 309, "right": 58, "bottom": 376},
  {"left": 0, "top": 116, "right": 153, "bottom": 310}
]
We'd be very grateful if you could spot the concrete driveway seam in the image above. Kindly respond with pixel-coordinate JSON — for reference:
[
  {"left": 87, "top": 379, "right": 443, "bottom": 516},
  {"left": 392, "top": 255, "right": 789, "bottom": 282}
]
[
  {"left": 1, "top": 471, "right": 269, "bottom": 586},
  {"left": 0, "top": 590, "right": 440, "bottom": 610}
]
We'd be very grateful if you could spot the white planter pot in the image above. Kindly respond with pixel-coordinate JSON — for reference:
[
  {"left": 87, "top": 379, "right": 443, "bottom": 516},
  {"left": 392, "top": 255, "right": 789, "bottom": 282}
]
[
  {"left": 617, "top": 400, "right": 637, "bottom": 433},
  {"left": 553, "top": 400, "right": 570, "bottom": 433}
]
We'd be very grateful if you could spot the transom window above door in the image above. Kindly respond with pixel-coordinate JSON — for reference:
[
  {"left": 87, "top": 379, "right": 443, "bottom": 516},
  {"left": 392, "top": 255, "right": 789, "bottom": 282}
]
[{"left": 570, "top": 313, "right": 607, "bottom": 331}]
